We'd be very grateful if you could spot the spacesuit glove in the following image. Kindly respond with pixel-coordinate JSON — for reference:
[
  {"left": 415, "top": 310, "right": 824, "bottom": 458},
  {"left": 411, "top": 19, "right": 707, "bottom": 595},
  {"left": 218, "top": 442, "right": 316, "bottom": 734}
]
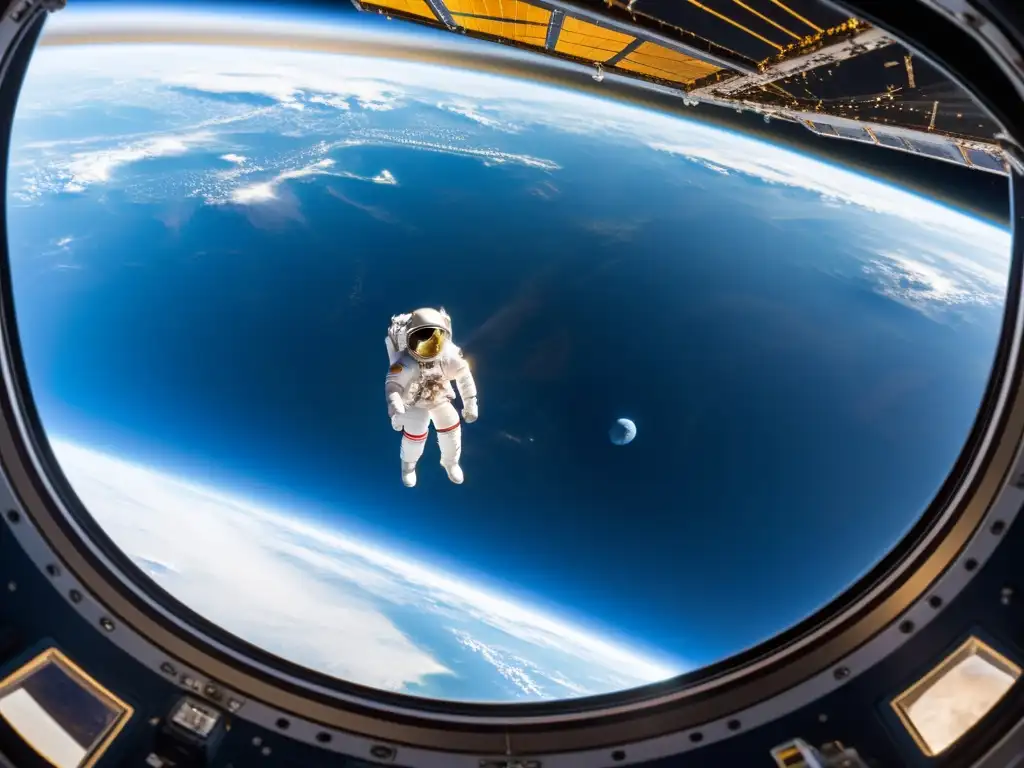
[
  {"left": 387, "top": 394, "right": 406, "bottom": 431},
  {"left": 462, "top": 397, "right": 479, "bottom": 424},
  {"left": 387, "top": 393, "right": 406, "bottom": 418}
]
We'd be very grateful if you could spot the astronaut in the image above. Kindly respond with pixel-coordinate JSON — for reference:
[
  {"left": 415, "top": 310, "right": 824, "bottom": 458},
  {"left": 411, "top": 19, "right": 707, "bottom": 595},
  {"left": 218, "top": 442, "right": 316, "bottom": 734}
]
[{"left": 384, "top": 307, "right": 478, "bottom": 487}]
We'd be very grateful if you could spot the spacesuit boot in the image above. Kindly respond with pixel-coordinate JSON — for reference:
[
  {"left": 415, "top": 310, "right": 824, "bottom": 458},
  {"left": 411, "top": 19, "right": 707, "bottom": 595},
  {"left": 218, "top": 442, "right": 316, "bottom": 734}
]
[{"left": 401, "top": 461, "right": 417, "bottom": 488}]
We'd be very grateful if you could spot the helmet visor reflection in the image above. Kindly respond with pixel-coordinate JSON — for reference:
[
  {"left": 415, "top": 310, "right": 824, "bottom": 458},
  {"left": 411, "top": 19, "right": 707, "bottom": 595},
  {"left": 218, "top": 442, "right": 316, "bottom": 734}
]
[{"left": 408, "top": 327, "right": 446, "bottom": 359}]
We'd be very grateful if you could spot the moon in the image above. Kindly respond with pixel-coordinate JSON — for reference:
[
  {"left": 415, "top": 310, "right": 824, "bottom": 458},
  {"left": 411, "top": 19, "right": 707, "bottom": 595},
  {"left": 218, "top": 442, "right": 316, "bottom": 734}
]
[{"left": 609, "top": 418, "right": 636, "bottom": 446}]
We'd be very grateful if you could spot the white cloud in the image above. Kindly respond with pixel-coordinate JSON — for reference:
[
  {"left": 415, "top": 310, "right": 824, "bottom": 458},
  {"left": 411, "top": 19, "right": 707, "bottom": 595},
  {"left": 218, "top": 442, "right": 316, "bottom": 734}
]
[
  {"left": 228, "top": 158, "right": 336, "bottom": 204},
  {"left": 308, "top": 94, "right": 350, "bottom": 110},
  {"left": 453, "top": 630, "right": 544, "bottom": 698},
  {"left": 61, "top": 131, "right": 216, "bottom": 191},
  {"left": 220, "top": 153, "right": 247, "bottom": 165},
  {"left": 646, "top": 139, "right": 1008, "bottom": 261},
  {"left": 372, "top": 169, "right": 396, "bottom": 185},
  {"left": 50, "top": 441, "right": 678, "bottom": 697},
  {"left": 866, "top": 250, "right": 1004, "bottom": 310},
  {"left": 438, "top": 101, "right": 518, "bottom": 132}
]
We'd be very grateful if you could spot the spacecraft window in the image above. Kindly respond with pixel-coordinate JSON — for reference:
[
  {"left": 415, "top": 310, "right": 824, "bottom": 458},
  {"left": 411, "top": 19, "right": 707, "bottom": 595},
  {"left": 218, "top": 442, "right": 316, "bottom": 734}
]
[
  {"left": 0, "top": 649, "right": 133, "bottom": 768},
  {"left": 3, "top": 0, "right": 1015, "bottom": 707},
  {"left": 891, "top": 636, "right": 1022, "bottom": 756}
]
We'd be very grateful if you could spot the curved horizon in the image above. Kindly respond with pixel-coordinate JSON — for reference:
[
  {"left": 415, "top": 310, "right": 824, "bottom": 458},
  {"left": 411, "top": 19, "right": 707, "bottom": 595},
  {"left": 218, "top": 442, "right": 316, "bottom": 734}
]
[{"left": 49, "top": 438, "right": 686, "bottom": 693}]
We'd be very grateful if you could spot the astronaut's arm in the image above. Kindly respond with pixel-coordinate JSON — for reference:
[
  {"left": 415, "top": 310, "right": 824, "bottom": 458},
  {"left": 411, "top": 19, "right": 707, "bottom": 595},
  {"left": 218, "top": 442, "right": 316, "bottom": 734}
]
[
  {"left": 385, "top": 382, "right": 404, "bottom": 417},
  {"left": 452, "top": 356, "right": 478, "bottom": 422},
  {"left": 385, "top": 365, "right": 408, "bottom": 418}
]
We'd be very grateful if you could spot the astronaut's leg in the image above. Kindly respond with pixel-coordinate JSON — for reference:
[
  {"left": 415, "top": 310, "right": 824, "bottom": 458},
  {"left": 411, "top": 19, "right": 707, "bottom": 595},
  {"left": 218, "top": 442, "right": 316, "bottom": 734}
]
[
  {"left": 430, "top": 402, "right": 463, "bottom": 484},
  {"left": 399, "top": 407, "right": 430, "bottom": 488}
]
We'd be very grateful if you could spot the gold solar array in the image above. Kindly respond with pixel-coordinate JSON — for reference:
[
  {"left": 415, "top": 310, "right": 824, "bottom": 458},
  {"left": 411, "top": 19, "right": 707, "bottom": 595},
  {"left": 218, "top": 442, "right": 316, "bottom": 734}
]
[
  {"left": 446, "top": 0, "right": 551, "bottom": 46},
  {"left": 617, "top": 41, "right": 722, "bottom": 84},
  {"left": 367, "top": 0, "right": 437, "bottom": 20},
  {"left": 555, "top": 16, "right": 634, "bottom": 62}
]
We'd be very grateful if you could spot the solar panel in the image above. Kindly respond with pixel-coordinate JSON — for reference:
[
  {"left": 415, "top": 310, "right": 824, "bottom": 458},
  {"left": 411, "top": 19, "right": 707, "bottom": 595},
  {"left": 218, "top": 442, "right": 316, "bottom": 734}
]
[
  {"left": 445, "top": 0, "right": 551, "bottom": 46},
  {"left": 554, "top": 16, "right": 634, "bottom": 62},
  {"left": 903, "top": 137, "right": 957, "bottom": 161},
  {"left": 350, "top": 0, "right": 1006, "bottom": 174},
  {"left": 364, "top": 0, "right": 438, "bottom": 21},
  {"left": 872, "top": 131, "right": 908, "bottom": 149},
  {"left": 616, "top": 41, "right": 721, "bottom": 84},
  {"left": 831, "top": 123, "right": 871, "bottom": 141},
  {"left": 966, "top": 148, "right": 1006, "bottom": 172},
  {"left": 807, "top": 121, "right": 838, "bottom": 136}
]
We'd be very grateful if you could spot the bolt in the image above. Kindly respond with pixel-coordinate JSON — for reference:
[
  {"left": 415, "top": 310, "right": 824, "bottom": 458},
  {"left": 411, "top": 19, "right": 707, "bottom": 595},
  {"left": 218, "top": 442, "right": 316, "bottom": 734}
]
[{"left": 1001, "top": 586, "right": 1014, "bottom": 605}]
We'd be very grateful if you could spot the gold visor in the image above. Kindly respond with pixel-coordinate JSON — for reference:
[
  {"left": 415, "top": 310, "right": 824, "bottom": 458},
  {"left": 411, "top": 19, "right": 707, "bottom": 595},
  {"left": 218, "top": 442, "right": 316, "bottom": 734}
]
[{"left": 409, "top": 327, "right": 446, "bottom": 360}]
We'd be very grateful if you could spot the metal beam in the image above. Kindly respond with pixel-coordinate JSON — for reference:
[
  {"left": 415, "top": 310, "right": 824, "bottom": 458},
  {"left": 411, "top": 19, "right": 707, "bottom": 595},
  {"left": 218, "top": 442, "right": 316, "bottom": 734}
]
[
  {"left": 528, "top": 0, "right": 755, "bottom": 73},
  {"left": 545, "top": 9, "right": 564, "bottom": 50},
  {"left": 690, "top": 26, "right": 893, "bottom": 97},
  {"left": 424, "top": 0, "right": 457, "bottom": 29},
  {"left": 605, "top": 37, "right": 643, "bottom": 66}
]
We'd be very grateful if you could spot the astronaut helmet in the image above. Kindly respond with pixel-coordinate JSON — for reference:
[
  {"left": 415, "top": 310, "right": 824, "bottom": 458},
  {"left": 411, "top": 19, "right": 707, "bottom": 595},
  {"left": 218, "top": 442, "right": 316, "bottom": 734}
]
[{"left": 405, "top": 307, "right": 451, "bottom": 362}]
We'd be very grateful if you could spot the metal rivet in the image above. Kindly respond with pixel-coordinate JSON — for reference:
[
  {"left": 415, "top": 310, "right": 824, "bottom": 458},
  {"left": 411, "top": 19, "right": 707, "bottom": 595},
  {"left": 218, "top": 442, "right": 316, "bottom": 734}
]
[
  {"left": 5, "top": 510, "right": 19, "bottom": 523},
  {"left": 928, "top": 595, "right": 943, "bottom": 609},
  {"left": 727, "top": 719, "right": 741, "bottom": 731},
  {"left": 818, "top": 713, "right": 828, "bottom": 723},
  {"left": 834, "top": 666, "right": 850, "bottom": 680},
  {"left": 99, "top": 617, "right": 114, "bottom": 632},
  {"left": 316, "top": 732, "right": 332, "bottom": 744},
  {"left": 689, "top": 731, "right": 703, "bottom": 743},
  {"left": 991, "top": 520, "right": 1006, "bottom": 535},
  {"left": 261, "top": 747, "right": 271, "bottom": 756},
  {"left": 160, "top": 662, "right": 176, "bottom": 676},
  {"left": 252, "top": 737, "right": 262, "bottom": 747},
  {"left": 6, "top": 581, "right": 15, "bottom": 592},
  {"left": 965, "top": 557, "right": 979, "bottom": 571},
  {"left": 899, "top": 620, "right": 915, "bottom": 634},
  {"left": 69, "top": 589, "right": 82, "bottom": 603},
  {"left": 275, "top": 718, "right": 289, "bottom": 730},
  {"left": 1001, "top": 586, "right": 1014, "bottom": 606},
  {"left": 45, "top": 564, "right": 59, "bottom": 577},
  {"left": 370, "top": 745, "right": 395, "bottom": 760},
  {"left": 611, "top": 750, "right": 626, "bottom": 762}
]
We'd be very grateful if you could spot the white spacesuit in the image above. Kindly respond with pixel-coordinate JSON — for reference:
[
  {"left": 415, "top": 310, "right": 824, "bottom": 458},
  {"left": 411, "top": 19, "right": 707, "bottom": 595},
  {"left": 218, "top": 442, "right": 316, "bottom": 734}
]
[{"left": 385, "top": 307, "right": 478, "bottom": 487}]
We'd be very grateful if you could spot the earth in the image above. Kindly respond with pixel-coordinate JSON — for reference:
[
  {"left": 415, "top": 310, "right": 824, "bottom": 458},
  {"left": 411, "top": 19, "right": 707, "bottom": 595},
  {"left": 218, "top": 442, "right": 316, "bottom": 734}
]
[{"left": 5, "top": 9, "right": 1012, "bottom": 704}]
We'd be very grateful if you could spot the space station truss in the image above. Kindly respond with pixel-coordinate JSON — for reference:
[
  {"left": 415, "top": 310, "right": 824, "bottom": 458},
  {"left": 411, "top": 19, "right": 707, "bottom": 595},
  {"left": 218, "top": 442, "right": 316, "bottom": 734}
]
[{"left": 350, "top": 0, "right": 1010, "bottom": 174}]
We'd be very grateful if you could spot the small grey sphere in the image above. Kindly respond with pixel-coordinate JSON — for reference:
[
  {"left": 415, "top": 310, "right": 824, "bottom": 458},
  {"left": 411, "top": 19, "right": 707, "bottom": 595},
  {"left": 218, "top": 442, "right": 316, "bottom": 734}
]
[{"left": 609, "top": 418, "right": 636, "bottom": 446}]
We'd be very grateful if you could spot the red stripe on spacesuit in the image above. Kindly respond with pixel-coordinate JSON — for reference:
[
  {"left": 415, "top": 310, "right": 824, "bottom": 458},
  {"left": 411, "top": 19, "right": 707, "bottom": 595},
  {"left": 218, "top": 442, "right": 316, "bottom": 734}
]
[
  {"left": 403, "top": 431, "right": 428, "bottom": 441},
  {"left": 437, "top": 422, "right": 460, "bottom": 433}
]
